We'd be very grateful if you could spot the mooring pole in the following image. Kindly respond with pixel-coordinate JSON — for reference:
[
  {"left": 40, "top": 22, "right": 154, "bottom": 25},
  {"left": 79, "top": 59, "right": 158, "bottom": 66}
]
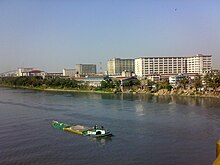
[
  {"left": 216, "top": 140, "right": 220, "bottom": 158},
  {"left": 213, "top": 140, "right": 220, "bottom": 165}
]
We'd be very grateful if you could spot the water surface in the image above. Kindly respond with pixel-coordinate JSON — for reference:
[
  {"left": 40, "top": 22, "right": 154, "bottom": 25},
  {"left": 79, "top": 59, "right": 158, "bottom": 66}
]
[{"left": 1, "top": 87, "right": 220, "bottom": 165}]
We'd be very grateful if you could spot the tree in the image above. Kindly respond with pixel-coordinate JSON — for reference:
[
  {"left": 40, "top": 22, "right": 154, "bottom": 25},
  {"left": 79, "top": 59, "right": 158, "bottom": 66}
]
[
  {"left": 101, "top": 79, "right": 114, "bottom": 88},
  {"left": 178, "top": 78, "right": 189, "bottom": 89},
  {"left": 191, "top": 75, "right": 202, "bottom": 90},
  {"left": 204, "top": 73, "right": 220, "bottom": 91}
]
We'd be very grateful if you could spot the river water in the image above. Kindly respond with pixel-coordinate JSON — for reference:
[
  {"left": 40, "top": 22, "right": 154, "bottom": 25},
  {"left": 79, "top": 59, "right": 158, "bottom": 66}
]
[{"left": 1, "top": 87, "right": 220, "bottom": 165}]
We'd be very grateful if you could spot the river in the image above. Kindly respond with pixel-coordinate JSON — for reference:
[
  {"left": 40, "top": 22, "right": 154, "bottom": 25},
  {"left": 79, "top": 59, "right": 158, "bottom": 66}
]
[{"left": 1, "top": 87, "right": 220, "bottom": 165}]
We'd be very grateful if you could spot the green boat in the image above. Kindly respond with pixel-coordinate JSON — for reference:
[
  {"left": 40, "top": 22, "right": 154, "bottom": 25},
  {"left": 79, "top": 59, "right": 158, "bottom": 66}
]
[{"left": 52, "top": 120, "right": 113, "bottom": 137}]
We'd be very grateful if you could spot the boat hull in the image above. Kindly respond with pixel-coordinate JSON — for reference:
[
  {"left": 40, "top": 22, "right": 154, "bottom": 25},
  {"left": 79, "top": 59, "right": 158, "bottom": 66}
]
[{"left": 52, "top": 121, "right": 113, "bottom": 137}]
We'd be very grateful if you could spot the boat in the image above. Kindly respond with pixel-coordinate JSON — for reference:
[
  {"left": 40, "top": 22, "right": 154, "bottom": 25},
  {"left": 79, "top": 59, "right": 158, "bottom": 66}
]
[{"left": 52, "top": 120, "right": 113, "bottom": 137}]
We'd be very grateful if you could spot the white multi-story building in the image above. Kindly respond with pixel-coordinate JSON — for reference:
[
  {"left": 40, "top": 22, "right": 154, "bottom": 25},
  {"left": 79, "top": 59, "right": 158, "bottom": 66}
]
[
  {"left": 135, "top": 54, "right": 212, "bottom": 78},
  {"left": 135, "top": 56, "right": 186, "bottom": 78},
  {"left": 63, "top": 68, "right": 76, "bottom": 77},
  {"left": 187, "top": 54, "right": 212, "bottom": 74},
  {"left": 107, "top": 58, "right": 135, "bottom": 75}
]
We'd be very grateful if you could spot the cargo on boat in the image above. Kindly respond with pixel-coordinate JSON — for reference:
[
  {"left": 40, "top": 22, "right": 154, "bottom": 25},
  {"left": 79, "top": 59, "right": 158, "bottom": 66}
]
[{"left": 52, "top": 120, "right": 113, "bottom": 137}]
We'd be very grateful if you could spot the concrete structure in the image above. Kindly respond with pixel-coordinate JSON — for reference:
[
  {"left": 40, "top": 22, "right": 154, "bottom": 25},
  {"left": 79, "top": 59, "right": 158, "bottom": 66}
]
[
  {"left": 107, "top": 58, "right": 135, "bottom": 75},
  {"left": 75, "top": 64, "right": 96, "bottom": 75},
  {"left": 17, "top": 68, "right": 46, "bottom": 78},
  {"left": 46, "top": 72, "right": 63, "bottom": 78},
  {"left": 63, "top": 68, "right": 76, "bottom": 77},
  {"left": 187, "top": 54, "right": 212, "bottom": 74},
  {"left": 75, "top": 76, "right": 110, "bottom": 87},
  {"left": 135, "top": 54, "right": 212, "bottom": 78},
  {"left": 18, "top": 68, "right": 33, "bottom": 76},
  {"left": 121, "top": 70, "right": 135, "bottom": 77},
  {"left": 147, "top": 75, "right": 161, "bottom": 82},
  {"left": 0, "top": 70, "right": 17, "bottom": 77},
  {"left": 29, "top": 70, "right": 46, "bottom": 78},
  {"left": 1, "top": 68, "right": 46, "bottom": 78},
  {"left": 85, "top": 76, "right": 111, "bottom": 87},
  {"left": 169, "top": 74, "right": 187, "bottom": 85},
  {"left": 135, "top": 56, "right": 186, "bottom": 78}
]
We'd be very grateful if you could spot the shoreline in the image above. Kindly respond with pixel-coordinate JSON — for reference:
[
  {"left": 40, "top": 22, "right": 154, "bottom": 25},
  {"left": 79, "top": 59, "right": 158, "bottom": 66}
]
[
  {"left": 1, "top": 85, "right": 220, "bottom": 99},
  {"left": 0, "top": 85, "right": 114, "bottom": 94}
]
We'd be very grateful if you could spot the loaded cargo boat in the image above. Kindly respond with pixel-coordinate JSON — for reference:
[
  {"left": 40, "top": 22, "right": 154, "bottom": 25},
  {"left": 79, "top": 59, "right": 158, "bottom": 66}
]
[{"left": 52, "top": 120, "right": 113, "bottom": 137}]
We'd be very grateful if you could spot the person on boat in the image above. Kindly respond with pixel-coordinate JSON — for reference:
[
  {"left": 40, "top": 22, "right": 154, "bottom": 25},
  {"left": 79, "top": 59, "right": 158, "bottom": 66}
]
[{"left": 94, "top": 125, "right": 98, "bottom": 129}]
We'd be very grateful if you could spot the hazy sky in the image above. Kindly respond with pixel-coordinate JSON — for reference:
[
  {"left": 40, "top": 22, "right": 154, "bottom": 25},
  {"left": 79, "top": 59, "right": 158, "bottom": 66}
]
[{"left": 0, "top": 0, "right": 219, "bottom": 73}]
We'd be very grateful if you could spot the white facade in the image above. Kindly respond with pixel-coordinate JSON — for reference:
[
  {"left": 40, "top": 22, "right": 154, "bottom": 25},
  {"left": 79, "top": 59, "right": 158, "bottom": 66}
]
[
  {"left": 187, "top": 54, "right": 212, "bottom": 74},
  {"left": 135, "top": 57, "right": 186, "bottom": 78},
  {"left": 17, "top": 68, "right": 33, "bottom": 76},
  {"left": 107, "top": 58, "right": 135, "bottom": 75},
  {"left": 135, "top": 54, "right": 212, "bottom": 78},
  {"left": 63, "top": 68, "right": 76, "bottom": 77}
]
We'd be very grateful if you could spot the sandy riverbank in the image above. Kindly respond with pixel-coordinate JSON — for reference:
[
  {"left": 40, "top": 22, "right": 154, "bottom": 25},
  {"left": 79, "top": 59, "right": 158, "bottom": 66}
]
[{"left": 1, "top": 85, "right": 220, "bottom": 98}]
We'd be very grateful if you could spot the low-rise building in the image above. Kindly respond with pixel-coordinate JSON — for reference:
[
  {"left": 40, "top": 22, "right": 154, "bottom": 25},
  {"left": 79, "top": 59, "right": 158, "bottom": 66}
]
[
  {"left": 29, "top": 70, "right": 46, "bottom": 78},
  {"left": 147, "top": 74, "right": 161, "bottom": 82},
  {"left": 17, "top": 68, "right": 46, "bottom": 78},
  {"left": 18, "top": 68, "right": 33, "bottom": 76},
  {"left": 46, "top": 72, "right": 63, "bottom": 78},
  {"left": 169, "top": 74, "right": 188, "bottom": 85},
  {"left": 121, "top": 70, "right": 135, "bottom": 77},
  {"left": 0, "top": 70, "right": 18, "bottom": 77},
  {"left": 75, "top": 76, "right": 110, "bottom": 87},
  {"left": 63, "top": 68, "right": 76, "bottom": 77}
]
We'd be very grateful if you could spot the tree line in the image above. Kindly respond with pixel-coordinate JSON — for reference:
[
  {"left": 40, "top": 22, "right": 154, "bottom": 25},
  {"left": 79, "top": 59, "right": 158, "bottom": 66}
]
[
  {"left": 0, "top": 72, "right": 220, "bottom": 92},
  {"left": 0, "top": 76, "right": 141, "bottom": 91},
  {"left": 0, "top": 77, "right": 79, "bottom": 89}
]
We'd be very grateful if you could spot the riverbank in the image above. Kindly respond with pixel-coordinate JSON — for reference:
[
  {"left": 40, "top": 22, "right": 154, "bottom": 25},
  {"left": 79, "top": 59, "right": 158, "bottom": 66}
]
[
  {"left": 152, "top": 88, "right": 220, "bottom": 98},
  {"left": 1, "top": 85, "right": 220, "bottom": 99},
  {"left": 0, "top": 85, "right": 114, "bottom": 94}
]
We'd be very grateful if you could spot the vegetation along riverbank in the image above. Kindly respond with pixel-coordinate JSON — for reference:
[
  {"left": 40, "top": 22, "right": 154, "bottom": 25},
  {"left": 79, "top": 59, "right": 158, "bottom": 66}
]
[{"left": 0, "top": 73, "right": 220, "bottom": 98}]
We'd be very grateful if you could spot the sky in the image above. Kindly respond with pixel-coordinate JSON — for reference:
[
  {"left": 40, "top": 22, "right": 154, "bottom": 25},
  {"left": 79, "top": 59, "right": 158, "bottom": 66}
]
[{"left": 0, "top": 0, "right": 220, "bottom": 73}]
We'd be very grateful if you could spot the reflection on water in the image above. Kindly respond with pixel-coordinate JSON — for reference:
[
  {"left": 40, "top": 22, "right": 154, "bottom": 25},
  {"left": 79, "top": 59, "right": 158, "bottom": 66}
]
[
  {"left": 154, "top": 95, "right": 220, "bottom": 109},
  {"left": 88, "top": 136, "right": 113, "bottom": 146},
  {"left": 135, "top": 103, "right": 145, "bottom": 116},
  {"left": 105, "top": 93, "right": 220, "bottom": 109}
]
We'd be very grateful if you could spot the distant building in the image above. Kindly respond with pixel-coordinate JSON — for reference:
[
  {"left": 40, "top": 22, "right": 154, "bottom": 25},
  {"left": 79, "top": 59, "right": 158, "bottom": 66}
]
[
  {"left": 113, "top": 76, "right": 138, "bottom": 86},
  {"left": 17, "top": 68, "right": 46, "bottom": 78},
  {"left": 187, "top": 54, "right": 212, "bottom": 74},
  {"left": 0, "top": 70, "right": 17, "bottom": 77},
  {"left": 211, "top": 69, "right": 220, "bottom": 73},
  {"left": 18, "top": 68, "right": 33, "bottom": 76},
  {"left": 75, "top": 64, "right": 96, "bottom": 75},
  {"left": 107, "top": 58, "right": 135, "bottom": 75},
  {"left": 29, "top": 70, "right": 46, "bottom": 78},
  {"left": 147, "top": 74, "right": 161, "bottom": 82},
  {"left": 46, "top": 72, "right": 63, "bottom": 78},
  {"left": 135, "top": 56, "right": 186, "bottom": 78},
  {"left": 63, "top": 68, "right": 76, "bottom": 77},
  {"left": 75, "top": 76, "right": 110, "bottom": 87},
  {"left": 135, "top": 54, "right": 212, "bottom": 78},
  {"left": 169, "top": 74, "right": 187, "bottom": 85},
  {"left": 121, "top": 70, "right": 135, "bottom": 77}
]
